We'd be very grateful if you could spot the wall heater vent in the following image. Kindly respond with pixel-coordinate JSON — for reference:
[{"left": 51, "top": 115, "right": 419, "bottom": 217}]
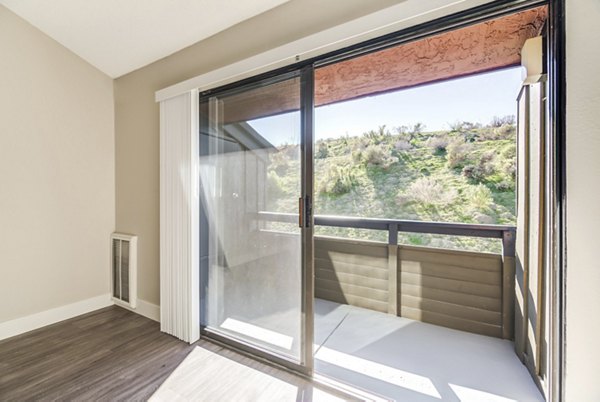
[{"left": 111, "top": 233, "right": 137, "bottom": 309}]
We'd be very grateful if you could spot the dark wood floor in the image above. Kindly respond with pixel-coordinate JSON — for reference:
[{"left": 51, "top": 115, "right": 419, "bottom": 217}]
[
  {"left": 0, "top": 306, "right": 359, "bottom": 401},
  {"left": 0, "top": 306, "right": 196, "bottom": 401}
]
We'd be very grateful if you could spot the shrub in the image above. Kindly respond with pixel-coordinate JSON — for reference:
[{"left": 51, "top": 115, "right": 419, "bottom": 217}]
[
  {"left": 499, "top": 143, "right": 517, "bottom": 179},
  {"left": 465, "top": 184, "right": 493, "bottom": 211},
  {"left": 269, "top": 150, "right": 289, "bottom": 176},
  {"left": 503, "top": 161, "right": 516, "bottom": 179},
  {"left": 316, "top": 141, "right": 329, "bottom": 159},
  {"left": 353, "top": 135, "right": 370, "bottom": 151},
  {"left": 319, "top": 165, "right": 355, "bottom": 195},
  {"left": 478, "top": 127, "right": 500, "bottom": 141},
  {"left": 446, "top": 139, "right": 472, "bottom": 169},
  {"left": 267, "top": 171, "right": 285, "bottom": 199},
  {"left": 378, "top": 125, "right": 392, "bottom": 139},
  {"left": 363, "top": 129, "right": 378, "bottom": 142},
  {"left": 473, "top": 212, "right": 495, "bottom": 224},
  {"left": 395, "top": 125, "right": 411, "bottom": 141},
  {"left": 463, "top": 130, "right": 480, "bottom": 143},
  {"left": 410, "top": 122, "right": 426, "bottom": 136},
  {"left": 356, "top": 144, "right": 397, "bottom": 168},
  {"left": 361, "top": 125, "right": 393, "bottom": 145},
  {"left": 448, "top": 121, "right": 462, "bottom": 132},
  {"left": 426, "top": 135, "right": 450, "bottom": 153},
  {"left": 284, "top": 144, "right": 300, "bottom": 159},
  {"left": 479, "top": 150, "right": 496, "bottom": 174},
  {"left": 449, "top": 120, "right": 481, "bottom": 133},
  {"left": 462, "top": 164, "right": 488, "bottom": 182},
  {"left": 461, "top": 165, "right": 478, "bottom": 180},
  {"left": 407, "top": 177, "right": 458, "bottom": 206},
  {"left": 394, "top": 140, "right": 412, "bottom": 151},
  {"left": 490, "top": 115, "right": 516, "bottom": 127},
  {"left": 495, "top": 180, "right": 513, "bottom": 191},
  {"left": 340, "top": 134, "right": 350, "bottom": 147},
  {"left": 462, "top": 151, "right": 496, "bottom": 182},
  {"left": 496, "top": 124, "right": 516, "bottom": 140},
  {"left": 500, "top": 143, "right": 516, "bottom": 160}
]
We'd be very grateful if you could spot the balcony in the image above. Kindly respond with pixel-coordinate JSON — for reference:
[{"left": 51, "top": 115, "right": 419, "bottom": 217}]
[{"left": 262, "top": 212, "right": 543, "bottom": 401}]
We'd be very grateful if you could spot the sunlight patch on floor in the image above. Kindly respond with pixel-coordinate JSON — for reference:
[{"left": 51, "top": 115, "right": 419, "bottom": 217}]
[
  {"left": 221, "top": 317, "right": 294, "bottom": 350},
  {"left": 315, "top": 346, "right": 441, "bottom": 399},
  {"left": 151, "top": 345, "right": 349, "bottom": 402},
  {"left": 449, "top": 383, "right": 518, "bottom": 402}
]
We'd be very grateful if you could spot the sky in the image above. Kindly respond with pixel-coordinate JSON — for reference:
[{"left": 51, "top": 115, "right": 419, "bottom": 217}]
[{"left": 248, "top": 66, "right": 524, "bottom": 146}]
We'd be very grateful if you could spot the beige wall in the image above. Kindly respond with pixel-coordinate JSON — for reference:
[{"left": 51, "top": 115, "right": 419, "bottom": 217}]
[
  {"left": 114, "top": 0, "right": 405, "bottom": 305},
  {"left": 0, "top": 6, "right": 114, "bottom": 322},
  {"left": 565, "top": 0, "right": 600, "bottom": 400}
]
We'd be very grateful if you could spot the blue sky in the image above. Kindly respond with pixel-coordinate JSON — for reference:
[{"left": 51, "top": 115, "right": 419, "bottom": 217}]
[{"left": 248, "top": 66, "right": 523, "bottom": 145}]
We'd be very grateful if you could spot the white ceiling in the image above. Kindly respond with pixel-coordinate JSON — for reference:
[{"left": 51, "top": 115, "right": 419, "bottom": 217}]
[{"left": 0, "top": 0, "right": 290, "bottom": 78}]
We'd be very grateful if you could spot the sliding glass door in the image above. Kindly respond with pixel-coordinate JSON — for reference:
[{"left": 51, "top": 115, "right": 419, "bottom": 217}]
[{"left": 198, "top": 69, "right": 314, "bottom": 372}]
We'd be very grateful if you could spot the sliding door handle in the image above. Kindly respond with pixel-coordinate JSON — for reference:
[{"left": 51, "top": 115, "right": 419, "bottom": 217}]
[
  {"left": 298, "top": 196, "right": 312, "bottom": 228},
  {"left": 299, "top": 197, "right": 304, "bottom": 228}
]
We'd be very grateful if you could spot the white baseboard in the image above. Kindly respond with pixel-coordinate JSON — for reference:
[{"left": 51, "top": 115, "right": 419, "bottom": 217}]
[
  {"left": 0, "top": 294, "right": 161, "bottom": 342},
  {"left": 0, "top": 293, "right": 113, "bottom": 341},
  {"left": 118, "top": 299, "right": 160, "bottom": 322}
]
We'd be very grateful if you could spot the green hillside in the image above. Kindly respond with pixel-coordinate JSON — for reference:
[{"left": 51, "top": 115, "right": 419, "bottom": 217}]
[{"left": 267, "top": 119, "right": 516, "bottom": 253}]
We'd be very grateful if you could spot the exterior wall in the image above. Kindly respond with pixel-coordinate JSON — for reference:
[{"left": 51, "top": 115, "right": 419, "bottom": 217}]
[
  {"left": 564, "top": 0, "right": 600, "bottom": 400},
  {"left": 0, "top": 6, "right": 115, "bottom": 322}
]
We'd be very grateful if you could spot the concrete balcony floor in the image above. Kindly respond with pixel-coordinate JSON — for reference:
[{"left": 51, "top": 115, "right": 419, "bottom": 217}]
[{"left": 314, "top": 298, "right": 544, "bottom": 402}]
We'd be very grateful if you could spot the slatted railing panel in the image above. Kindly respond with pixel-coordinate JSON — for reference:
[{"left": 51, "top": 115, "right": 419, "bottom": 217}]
[
  {"left": 398, "top": 245, "right": 503, "bottom": 338},
  {"left": 315, "top": 236, "right": 389, "bottom": 313}
]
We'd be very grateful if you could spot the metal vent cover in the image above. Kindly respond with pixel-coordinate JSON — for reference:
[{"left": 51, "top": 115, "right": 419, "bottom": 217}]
[{"left": 111, "top": 233, "right": 137, "bottom": 308}]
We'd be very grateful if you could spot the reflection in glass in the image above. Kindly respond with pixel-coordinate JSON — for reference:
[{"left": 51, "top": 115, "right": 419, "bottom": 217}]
[{"left": 199, "top": 77, "right": 302, "bottom": 361}]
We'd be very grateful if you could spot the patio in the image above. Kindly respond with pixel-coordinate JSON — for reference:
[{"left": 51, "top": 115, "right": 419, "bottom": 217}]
[{"left": 314, "top": 298, "right": 543, "bottom": 402}]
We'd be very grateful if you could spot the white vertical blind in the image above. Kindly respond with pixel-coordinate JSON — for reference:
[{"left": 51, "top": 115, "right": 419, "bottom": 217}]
[{"left": 159, "top": 90, "right": 200, "bottom": 343}]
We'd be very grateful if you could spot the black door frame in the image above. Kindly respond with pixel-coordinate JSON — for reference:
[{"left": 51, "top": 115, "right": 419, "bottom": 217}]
[
  {"left": 198, "top": 1, "right": 566, "bottom": 399},
  {"left": 198, "top": 68, "right": 315, "bottom": 376}
]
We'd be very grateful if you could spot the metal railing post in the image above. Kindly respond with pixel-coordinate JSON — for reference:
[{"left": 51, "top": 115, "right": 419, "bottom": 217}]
[
  {"left": 388, "top": 224, "right": 399, "bottom": 316},
  {"left": 501, "top": 229, "right": 517, "bottom": 340}
]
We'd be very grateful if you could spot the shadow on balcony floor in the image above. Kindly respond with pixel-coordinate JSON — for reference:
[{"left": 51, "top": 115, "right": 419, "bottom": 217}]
[{"left": 314, "top": 298, "right": 543, "bottom": 402}]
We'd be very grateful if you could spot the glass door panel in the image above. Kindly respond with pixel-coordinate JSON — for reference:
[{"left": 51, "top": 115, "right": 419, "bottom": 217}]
[{"left": 199, "top": 73, "right": 310, "bottom": 366}]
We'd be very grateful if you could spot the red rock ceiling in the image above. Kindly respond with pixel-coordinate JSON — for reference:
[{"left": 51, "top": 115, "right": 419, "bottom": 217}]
[{"left": 220, "top": 6, "right": 547, "bottom": 124}]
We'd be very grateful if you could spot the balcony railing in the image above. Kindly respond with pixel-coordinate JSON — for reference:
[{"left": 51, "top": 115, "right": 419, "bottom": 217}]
[{"left": 258, "top": 211, "right": 516, "bottom": 339}]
